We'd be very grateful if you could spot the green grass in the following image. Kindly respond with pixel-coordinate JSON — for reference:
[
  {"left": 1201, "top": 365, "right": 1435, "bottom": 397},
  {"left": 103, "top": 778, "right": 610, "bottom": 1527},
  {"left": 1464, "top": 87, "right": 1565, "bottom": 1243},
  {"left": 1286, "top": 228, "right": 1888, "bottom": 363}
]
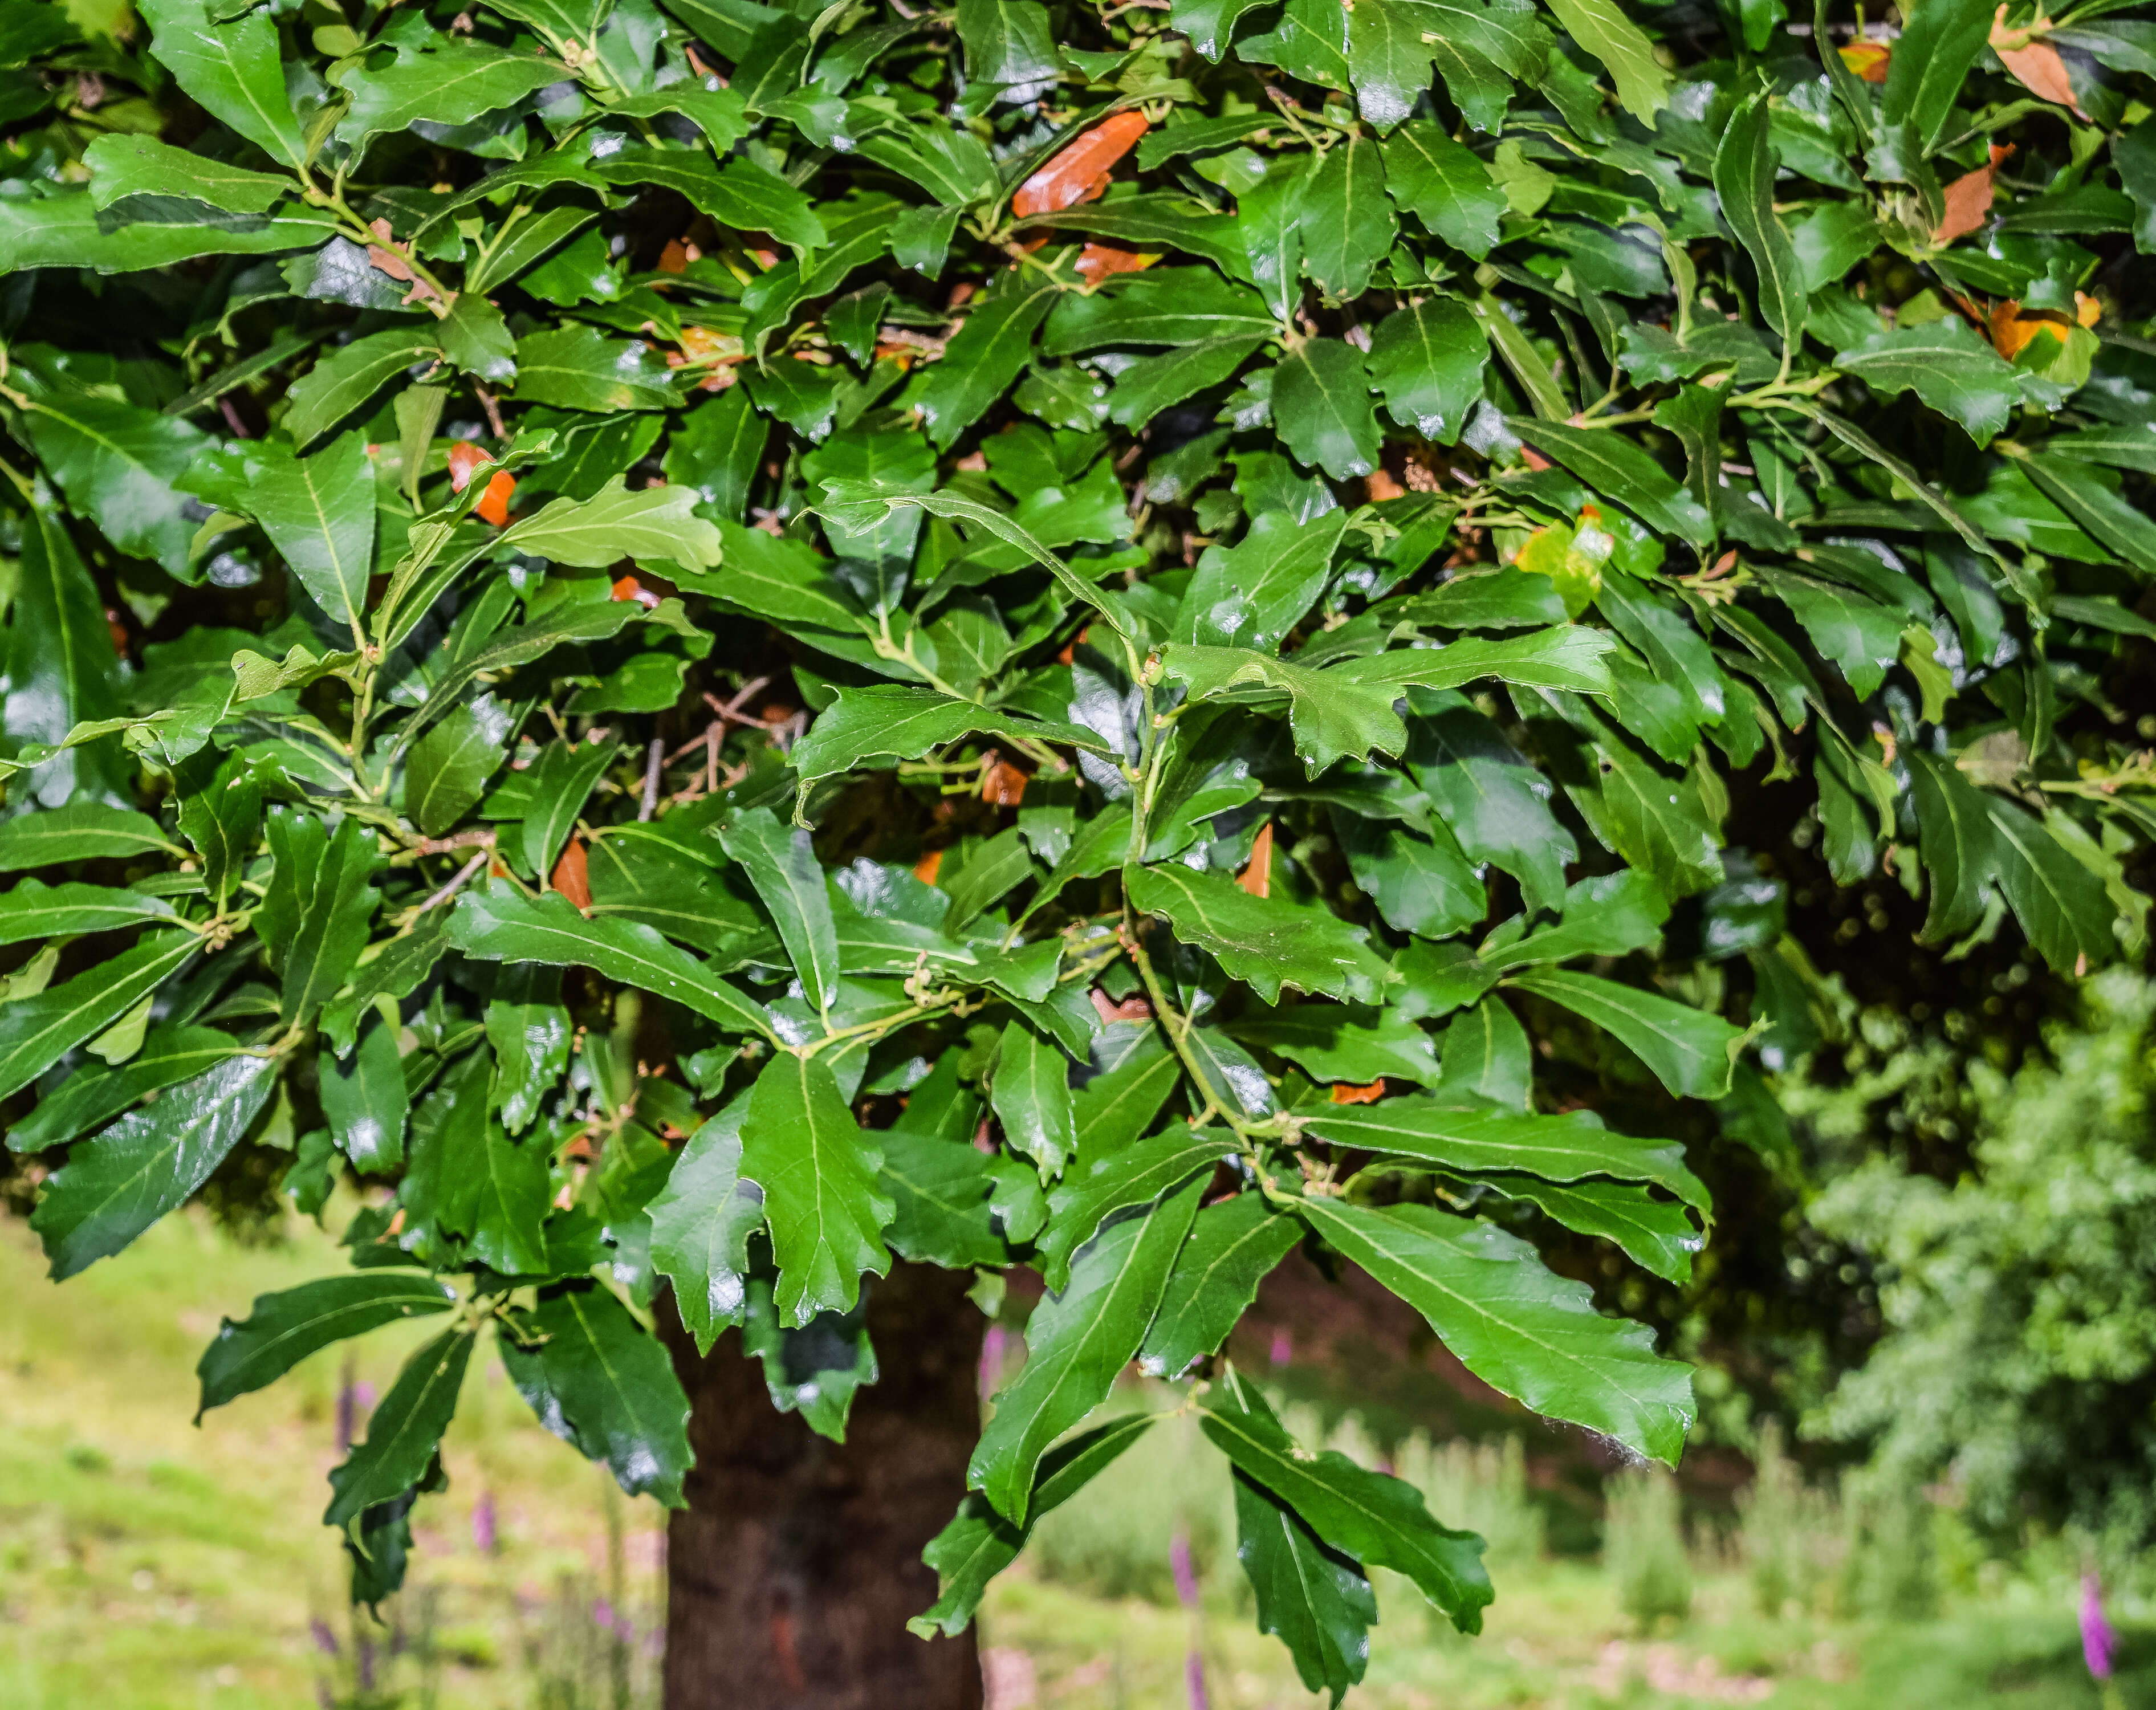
[{"left": 0, "top": 1208, "right": 2142, "bottom": 1708}]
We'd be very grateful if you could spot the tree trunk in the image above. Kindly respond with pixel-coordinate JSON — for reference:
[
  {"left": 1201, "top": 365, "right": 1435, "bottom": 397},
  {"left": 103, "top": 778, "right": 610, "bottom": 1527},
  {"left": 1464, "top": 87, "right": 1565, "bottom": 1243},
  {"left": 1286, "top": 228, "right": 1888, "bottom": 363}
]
[{"left": 660, "top": 1262, "right": 987, "bottom": 1710}]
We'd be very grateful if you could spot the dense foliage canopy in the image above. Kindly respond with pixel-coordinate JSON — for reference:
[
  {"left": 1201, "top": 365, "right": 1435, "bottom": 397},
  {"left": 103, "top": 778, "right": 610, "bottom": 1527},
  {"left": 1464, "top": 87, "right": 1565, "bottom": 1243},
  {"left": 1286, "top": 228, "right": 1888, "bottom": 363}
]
[
  {"left": 2, "top": 0, "right": 2154, "bottom": 1691},
  {"left": 1783, "top": 971, "right": 2156, "bottom": 1559}
]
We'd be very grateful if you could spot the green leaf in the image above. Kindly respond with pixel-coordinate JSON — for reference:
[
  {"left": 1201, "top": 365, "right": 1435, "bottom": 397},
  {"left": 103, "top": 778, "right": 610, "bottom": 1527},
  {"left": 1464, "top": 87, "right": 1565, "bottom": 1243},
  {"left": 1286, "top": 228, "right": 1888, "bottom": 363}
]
[
  {"left": 1307, "top": 1094, "right": 1708, "bottom": 1205},
  {"left": 2015, "top": 453, "right": 2156, "bottom": 578},
  {"left": 970, "top": 1174, "right": 1202, "bottom": 1522},
  {"left": 1197, "top": 1365, "right": 1493, "bottom": 1629},
  {"left": 322, "top": 920, "right": 449, "bottom": 1056},
  {"left": 0, "top": 802, "right": 176, "bottom": 870},
  {"left": 1014, "top": 197, "right": 1247, "bottom": 275},
  {"left": 197, "top": 1273, "right": 454, "bottom": 1418},
  {"left": 649, "top": 1102, "right": 768, "bottom": 1354},
  {"left": 1345, "top": 0, "right": 1438, "bottom": 132},
  {"left": 139, "top": 0, "right": 307, "bottom": 173},
  {"left": 324, "top": 1326, "right": 476, "bottom": 1530},
  {"left": 1294, "top": 1197, "right": 1695, "bottom": 1463},
  {"left": 176, "top": 750, "right": 261, "bottom": 909},
  {"left": 1755, "top": 568, "right": 1902, "bottom": 698},
  {"left": 320, "top": 1014, "right": 410, "bottom": 1174},
  {"left": 0, "top": 878, "right": 174, "bottom": 943},
  {"left": 955, "top": 0, "right": 1059, "bottom": 93},
  {"left": 1484, "top": 1176, "right": 1702, "bottom": 1282},
  {"left": 1128, "top": 862, "right": 1392, "bottom": 1004},
  {"left": 1333, "top": 809, "right": 1486, "bottom": 939},
  {"left": 1405, "top": 690, "right": 1573, "bottom": 912},
  {"left": 1710, "top": 93, "right": 1807, "bottom": 363},
  {"left": 1561, "top": 707, "right": 1723, "bottom": 899},
  {"left": 1231, "top": 1002, "right": 1441, "bottom": 1086},
  {"left": 1337, "top": 626, "right": 1618, "bottom": 698},
  {"left": 1905, "top": 745, "right": 1999, "bottom": 942},
  {"left": 1139, "top": 1192, "right": 1304, "bottom": 1378},
  {"left": 1035, "top": 1125, "right": 1228, "bottom": 1292},
  {"left": 912, "top": 1412, "right": 1157, "bottom": 1638},
  {"left": 259, "top": 811, "right": 380, "bottom": 1027},
  {"left": 880, "top": 1125, "right": 1005, "bottom": 1268},
  {"left": 1108, "top": 338, "right": 1268, "bottom": 427},
  {"left": 738, "top": 1051, "right": 893, "bottom": 1328},
  {"left": 665, "top": 389, "right": 768, "bottom": 522},
  {"left": 718, "top": 807, "right": 842, "bottom": 1015},
  {"left": 8, "top": 1027, "right": 239, "bottom": 1154},
  {"left": 1299, "top": 138, "right": 1396, "bottom": 298},
  {"left": 991, "top": 1017, "right": 1076, "bottom": 1175},
  {"left": 1506, "top": 418, "right": 1713, "bottom": 545},
  {"left": 1234, "top": 1469, "right": 1377, "bottom": 1707},
  {"left": 903, "top": 277, "right": 1059, "bottom": 449},
  {"left": 284, "top": 331, "right": 444, "bottom": 448},
  {"left": 335, "top": 38, "right": 567, "bottom": 146},
  {"left": 1367, "top": 298, "right": 1489, "bottom": 443},
  {"left": 518, "top": 735, "right": 620, "bottom": 884},
  {"left": 1834, "top": 321, "right": 2025, "bottom": 446},
  {"left": 230, "top": 433, "right": 379, "bottom": 633},
  {"left": 429, "top": 1056, "right": 551, "bottom": 1276},
  {"left": 4, "top": 509, "right": 129, "bottom": 807},
  {"left": 450, "top": 888, "right": 774, "bottom": 1037},
  {"left": 1273, "top": 340, "right": 1382, "bottom": 481},
  {"left": 31, "top": 1053, "right": 275, "bottom": 1280},
  {"left": 22, "top": 389, "right": 211, "bottom": 578},
  {"left": 1507, "top": 967, "right": 1743, "bottom": 1100},
  {"left": 595, "top": 148, "right": 828, "bottom": 254},
  {"left": 1174, "top": 0, "right": 1270, "bottom": 56},
  {"left": 1173, "top": 510, "right": 1348, "bottom": 652},
  {"left": 1541, "top": 0, "right": 1667, "bottom": 119},
  {"left": 512, "top": 324, "right": 678, "bottom": 412},
  {"left": 437, "top": 293, "right": 517, "bottom": 384},
  {"left": 0, "top": 930, "right": 198, "bottom": 1105},
  {"left": 406, "top": 705, "right": 505, "bottom": 839},
  {"left": 789, "top": 683, "right": 1106, "bottom": 788},
  {"left": 501, "top": 1284, "right": 693, "bottom": 1505},
  {"left": 1907, "top": 750, "right": 2112, "bottom": 974},
  {"left": 0, "top": 192, "right": 336, "bottom": 274},
  {"left": 1161, "top": 646, "right": 1406, "bottom": 775},
  {"left": 1382, "top": 120, "right": 1507, "bottom": 260},
  {"left": 1878, "top": 0, "right": 1994, "bottom": 153}
]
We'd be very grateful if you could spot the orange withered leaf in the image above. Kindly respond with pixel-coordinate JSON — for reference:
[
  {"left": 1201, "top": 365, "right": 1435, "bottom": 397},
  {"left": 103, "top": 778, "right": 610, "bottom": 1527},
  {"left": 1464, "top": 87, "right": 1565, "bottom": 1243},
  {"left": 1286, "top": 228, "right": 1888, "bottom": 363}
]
[
  {"left": 1330, "top": 1078, "right": 1388, "bottom": 1105},
  {"left": 1075, "top": 242, "right": 1153, "bottom": 284},
  {"left": 1238, "top": 821, "right": 1274, "bottom": 899},
  {"left": 474, "top": 469, "right": 516, "bottom": 527},
  {"left": 1013, "top": 111, "right": 1149, "bottom": 218},
  {"left": 1838, "top": 40, "right": 1891, "bottom": 81},
  {"left": 1991, "top": 6, "right": 2086, "bottom": 115},
  {"left": 551, "top": 836, "right": 592, "bottom": 910}
]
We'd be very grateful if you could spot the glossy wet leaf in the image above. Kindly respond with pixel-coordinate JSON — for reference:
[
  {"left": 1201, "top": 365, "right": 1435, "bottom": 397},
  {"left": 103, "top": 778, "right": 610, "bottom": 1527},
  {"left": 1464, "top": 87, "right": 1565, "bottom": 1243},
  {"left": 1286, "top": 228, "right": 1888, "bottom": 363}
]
[
  {"left": 198, "top": 1274, "right": 455, "bottom": 1417},
  {"left": 970, "top": 1174, "right": 1202, "bottom": 1522}
]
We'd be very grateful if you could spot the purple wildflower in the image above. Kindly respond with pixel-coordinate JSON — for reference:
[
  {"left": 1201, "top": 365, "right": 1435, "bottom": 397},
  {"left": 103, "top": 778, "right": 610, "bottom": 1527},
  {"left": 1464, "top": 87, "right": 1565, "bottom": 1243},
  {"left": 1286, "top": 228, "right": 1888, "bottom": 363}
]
[
  {"left": 310, "top": 1618, "right": 339, "bottom": 1657},
  {"left": 1171, "top": 1530, "right": 1208, "bottom": 1710},
  {"left": 472, "top": 1491, "right": 497, "bottom": 1555},
  {"left": 2081, "top": 1572, "right": 2117, "bottom": 1681},
  {"left": 979, "top": 1325, "right": 1007, "bottom": 1401},
  {"left": 1170, "top": 1532, "right": 1201, "bottom": 1610},
  {"left": 1268, "top": 1330, "right": 1292, "bottom": 1369}
]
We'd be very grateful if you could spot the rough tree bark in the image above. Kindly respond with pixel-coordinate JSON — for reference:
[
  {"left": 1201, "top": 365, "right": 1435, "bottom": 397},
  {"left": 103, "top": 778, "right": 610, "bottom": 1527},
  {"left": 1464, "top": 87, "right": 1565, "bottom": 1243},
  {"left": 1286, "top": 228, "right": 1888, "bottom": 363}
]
[{"left": 660, "top": 1261, "right": 987, "bottom": 1710}]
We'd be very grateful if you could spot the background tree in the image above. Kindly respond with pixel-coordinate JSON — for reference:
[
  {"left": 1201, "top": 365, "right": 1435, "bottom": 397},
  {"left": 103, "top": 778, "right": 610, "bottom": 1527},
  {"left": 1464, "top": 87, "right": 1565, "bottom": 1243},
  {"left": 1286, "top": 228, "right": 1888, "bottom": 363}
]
[{"left": 2, "top": 0, "right": 2154, "bottom": 1704}]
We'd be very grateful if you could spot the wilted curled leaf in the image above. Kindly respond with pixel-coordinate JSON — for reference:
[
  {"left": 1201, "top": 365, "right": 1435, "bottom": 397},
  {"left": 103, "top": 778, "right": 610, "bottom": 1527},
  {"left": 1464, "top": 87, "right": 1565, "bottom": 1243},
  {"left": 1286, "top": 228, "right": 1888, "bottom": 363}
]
[
  {"left": 1990, "top": 6, "right": 2086, "bottom": 116},
  {"left": 1935, "top": 145, "right": 2011, "bottom": 245}
]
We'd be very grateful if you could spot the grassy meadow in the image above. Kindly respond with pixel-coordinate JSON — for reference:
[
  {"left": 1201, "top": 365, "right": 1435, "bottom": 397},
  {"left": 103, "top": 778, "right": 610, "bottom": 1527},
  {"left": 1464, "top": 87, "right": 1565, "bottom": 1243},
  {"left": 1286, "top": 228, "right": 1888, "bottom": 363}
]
[{"left": 0, "top": 1208, "right": 2140, "bottom": 1709}]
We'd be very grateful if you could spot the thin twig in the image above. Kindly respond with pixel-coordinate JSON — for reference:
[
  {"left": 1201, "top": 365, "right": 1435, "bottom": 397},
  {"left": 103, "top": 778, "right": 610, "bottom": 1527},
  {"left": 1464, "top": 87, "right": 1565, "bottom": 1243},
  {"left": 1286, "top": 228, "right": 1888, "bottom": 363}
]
[
  {"left": 416, "top": 849, "right": 490, "bottom": 916},
  {"left": 473, "top": 384, "right": 507, "bottom": 442},
  {"left": 638, "top": 736, "right": 665, "bottom": 821}
]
